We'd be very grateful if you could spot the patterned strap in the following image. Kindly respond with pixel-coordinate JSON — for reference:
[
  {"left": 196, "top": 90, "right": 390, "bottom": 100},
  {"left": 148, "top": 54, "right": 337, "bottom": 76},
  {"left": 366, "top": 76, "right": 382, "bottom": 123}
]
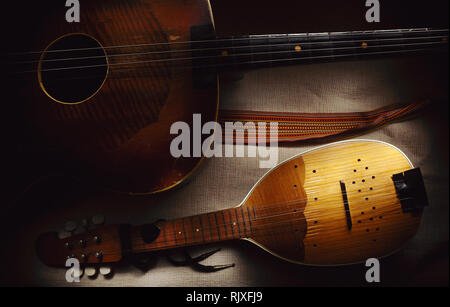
[{"left": 218, "top": 100, "right": 429, "bottom": 144}]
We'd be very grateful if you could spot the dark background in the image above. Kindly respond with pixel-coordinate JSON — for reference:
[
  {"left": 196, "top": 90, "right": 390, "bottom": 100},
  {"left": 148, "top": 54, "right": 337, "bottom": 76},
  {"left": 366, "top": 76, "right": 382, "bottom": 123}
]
[
  {"left": 211, "top": 0, "right": 449, "bottom": 35},
  {"left": 0, "top": 0, "right": 448, "bottom": 287}
]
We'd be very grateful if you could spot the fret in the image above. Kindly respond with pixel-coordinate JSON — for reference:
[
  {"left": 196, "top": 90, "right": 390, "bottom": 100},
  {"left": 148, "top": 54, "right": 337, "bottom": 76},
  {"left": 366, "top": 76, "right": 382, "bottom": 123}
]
[
  {"left": 189, "top": 216, "right": 197, "bottom": 243},
  {"left": 397, "top": 30, "right": 410, "bottom": 55},
  {"left": 187, "top": 216, "right": 198, "bottom": 245},
  {"left": 181, "top": 218, "right": 188, "bottom": 245},
  {"left": 305, "top": 33, "right": 314, "bottom": 64},
  {"left": 246, "top": 206, "right": 253, "bottom": 235},
  {"left": 213, "top": 28, "right": 448, "bottom": 72},
  {"left": 225, "top": 209, "right": 236, "bottom": 239},
  {"left": 220, "top": 210, "right": 229, "bottom": 238},
  {"left": 329, "top": 31, "right": 357, "bottom": 58},
  {"left": 240, "top": 207, "right": 248, "bottom": 237},
  {"left": 218, "top": 34, "right": 233, "bottom": 70},
  {"left": 327, "top": 33, "right": 336, "bottom": 61},
  {"left": 362, "top": 30, "right": 384, "bottom": 54},
  {"left": 248, "top": 35, "right": 254, "bottom": 70},
  {"left": 206, "top": 212, "right": 215, "bottom": 242},
  {"left": 287, "top": 34, "right": 293, "bottom": 62},
  {"left": 229, "top": 35, "right": 236, "bottom": 70},
  {"left": 287, "top": 34, "right": 299, "bottom": 63},
  {"left": 235, "top": 35, "right": 248, "bottom": 69},
  {"left": 267, "top": 34, "right": 273, "bottom": 68},
  {"left": 347, "top": 31, "right": 360, "bottom": 61},
  {"left": 309, "top": 32, "right": 332, "bottom": 62},
  {"left": 250, "top": 35, "right": 271, "bottom": 68},
  {"left": 200, "top": 213, "right": 212, "bottom": 242},
  {"left": 196, "top": 215, "right": 206, "bottom": 243},
  {"left": 172, "top": 218, "right": 186, "bottom": 246},
  {"left": 234, "top": 207, "right": 241, "bottom": 237},
  {"left": 171, "top": 220, "right": 177, "bottom": 246},
  {"left": 208, "top": 212, "right": 220, "bottom": 241},
  {"left": 158, "top": 221, "right": 168, "bottom": 248},
  {"left": 289, "top": 33, "right": 308, "bottom": 62},
  {"left": 213, "top": 212, "right": 221, "bottom": 240}
]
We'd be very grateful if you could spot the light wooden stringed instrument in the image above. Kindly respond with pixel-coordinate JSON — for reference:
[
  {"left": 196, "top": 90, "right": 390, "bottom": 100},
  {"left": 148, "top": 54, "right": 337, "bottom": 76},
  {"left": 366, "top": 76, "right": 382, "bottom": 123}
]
[
  {"left": 7, "top": 0, "right": 448, "bottom": 195},
  {"left": 36, "top": 140, "right": 428, "bottom": 269}
]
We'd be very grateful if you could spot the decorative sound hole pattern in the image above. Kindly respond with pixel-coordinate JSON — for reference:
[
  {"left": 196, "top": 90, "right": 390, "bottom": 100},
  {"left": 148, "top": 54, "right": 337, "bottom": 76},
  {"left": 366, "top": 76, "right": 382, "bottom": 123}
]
[
  {"left": 351, "top": 161, "right": 383, "bottom": 243},
  {"left": 38, "top": 6, "right": 173, "bottom": 150},
  {"left": 39, "top": 34, "right": 108, "bottom": 104}
]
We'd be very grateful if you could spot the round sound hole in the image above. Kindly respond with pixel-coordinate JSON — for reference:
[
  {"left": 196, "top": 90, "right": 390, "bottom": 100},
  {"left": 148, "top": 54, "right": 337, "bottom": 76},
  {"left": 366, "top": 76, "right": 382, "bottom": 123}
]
[{"left": 38, "top": 33, "right": 108, "bottom": 104}]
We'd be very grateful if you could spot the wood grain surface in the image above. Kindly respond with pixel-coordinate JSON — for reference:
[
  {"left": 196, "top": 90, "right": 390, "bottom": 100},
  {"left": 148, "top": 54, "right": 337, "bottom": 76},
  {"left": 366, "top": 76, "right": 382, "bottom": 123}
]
[{"left": 14, "top": 0, "right": 218, "bottom": 194}]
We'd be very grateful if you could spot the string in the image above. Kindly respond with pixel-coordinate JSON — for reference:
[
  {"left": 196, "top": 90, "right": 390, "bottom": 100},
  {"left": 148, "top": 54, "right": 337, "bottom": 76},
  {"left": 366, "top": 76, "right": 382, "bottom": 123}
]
[
  {"left": 61, "top": 184, "right": 411, "bottom": 257},
  {"left": 15, "top": 39, "right": 448, "bottom": 75},
  {"left": 129, "top": 204, "right": 416, "bottom": 255},
  {"left": 123, "top": 187, "right": 410, "bottom": 252},
  {"left": 99, "top": 222, "right": 419, "bottom": 266},
  {"left": 9, "top": 28, "right": 448, "bottom": 56},
  {"left": 12, "top": 34, "right": 448, "bottom": 65},
  {"left": 69, "top": 185, "right": 418, "bottom": 260},
  {"left": 91, "top": 210, "right": 415, "bottom": 261},
  {"left": 130, "top": 146, "right": 413, "bottom": 245}
]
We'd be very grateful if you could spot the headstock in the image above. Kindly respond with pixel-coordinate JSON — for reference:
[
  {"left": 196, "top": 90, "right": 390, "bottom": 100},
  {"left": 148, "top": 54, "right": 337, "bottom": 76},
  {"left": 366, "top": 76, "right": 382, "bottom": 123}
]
[{"left": 35, "top": 216, "right": 123, "bottom": 275}]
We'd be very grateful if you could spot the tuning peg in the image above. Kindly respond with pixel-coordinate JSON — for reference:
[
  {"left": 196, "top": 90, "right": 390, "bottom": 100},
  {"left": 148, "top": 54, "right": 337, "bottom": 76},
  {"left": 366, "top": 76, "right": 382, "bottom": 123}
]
[
  {"left": 85, "top": 267, "right": 97, "bottom": 278},
  {"left": 99, "top": 266, "right": 112, "bottom": 277},
  {"left": 94, "top": 251, "right": 104, "bottom": 261},
  {"left": 64, "top": 221, "right": 77, "bottom": 232},
  {"left": 91, "top": 215, "right": 105, "bottom": 226},
  {"left": 58, "top": 231, "right": 72, "bottom": 239}
]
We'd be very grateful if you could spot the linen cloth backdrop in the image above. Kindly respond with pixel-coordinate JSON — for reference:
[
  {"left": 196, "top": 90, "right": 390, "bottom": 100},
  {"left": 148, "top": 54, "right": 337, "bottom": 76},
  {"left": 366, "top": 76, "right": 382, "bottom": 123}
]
[{"left": 2, "top": 54, "right": 448, "bottom": 286}]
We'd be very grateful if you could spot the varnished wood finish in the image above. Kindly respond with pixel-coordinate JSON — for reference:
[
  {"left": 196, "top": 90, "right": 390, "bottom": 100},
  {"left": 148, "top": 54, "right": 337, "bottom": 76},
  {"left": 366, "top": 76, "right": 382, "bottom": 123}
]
[
  {"left": 19, "top": 0, "right": 218, "bottom": 193},
  {"left": 135, "top": 140, "right": 422, "bottom": 265},
  {"left": 300, "top": 140, "right": 420, "bottom": 265},
  {"left": 15, "top": 2, "right": 447, "bottom": 194},
  {"left": 37, "top": 140, "right": 424, "bottom": 267}
]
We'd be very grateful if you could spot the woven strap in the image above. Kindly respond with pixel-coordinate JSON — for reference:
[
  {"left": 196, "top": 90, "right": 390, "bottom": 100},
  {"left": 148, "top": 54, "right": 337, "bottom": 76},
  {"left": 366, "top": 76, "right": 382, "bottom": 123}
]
[{"left": 218, "top": 100, "right": 429, "bottom": 144}]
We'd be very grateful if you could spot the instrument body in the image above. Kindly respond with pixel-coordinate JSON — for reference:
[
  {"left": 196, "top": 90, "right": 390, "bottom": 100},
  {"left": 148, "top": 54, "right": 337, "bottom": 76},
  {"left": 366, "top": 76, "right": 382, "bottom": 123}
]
[
  {"left": 11, "top": 0, "right": 447, "bottom": 195},
  {"left": 37, "top": 140, "right": 426, "bottom": 267},
  {"left": 16, "top": 0, "right": 218, "bottom": 194},
  {"left": 240, "top": 139, "right": 422, "bottom": 265}
]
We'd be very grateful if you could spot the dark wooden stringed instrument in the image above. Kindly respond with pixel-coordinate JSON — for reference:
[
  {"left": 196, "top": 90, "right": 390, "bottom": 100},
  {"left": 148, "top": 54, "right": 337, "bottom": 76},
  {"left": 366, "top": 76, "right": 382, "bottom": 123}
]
[
  {"left": 8, "top": 0, "right": 448, "bottom": 194},
  {"left": 36, "top": 140, "right": 429, "bottom": 270}
]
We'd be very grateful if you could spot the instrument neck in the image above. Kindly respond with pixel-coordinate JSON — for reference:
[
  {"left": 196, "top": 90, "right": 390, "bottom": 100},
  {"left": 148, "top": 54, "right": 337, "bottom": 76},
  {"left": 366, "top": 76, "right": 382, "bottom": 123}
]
[
  {"left": 129, "top": 206, "right": 253, "bottom": 253},
  {"left": 205, "top": 28, "right": 448, "bottom": 72}
]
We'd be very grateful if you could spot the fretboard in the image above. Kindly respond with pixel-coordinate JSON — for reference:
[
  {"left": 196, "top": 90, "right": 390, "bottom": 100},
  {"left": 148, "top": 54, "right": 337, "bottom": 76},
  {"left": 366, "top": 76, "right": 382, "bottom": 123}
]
[
  {"left": 130, "top": 206, "right": 256, "bottom": 253},
  {"left": 192, "top": 28, "right": 448, "bottom": 71}
]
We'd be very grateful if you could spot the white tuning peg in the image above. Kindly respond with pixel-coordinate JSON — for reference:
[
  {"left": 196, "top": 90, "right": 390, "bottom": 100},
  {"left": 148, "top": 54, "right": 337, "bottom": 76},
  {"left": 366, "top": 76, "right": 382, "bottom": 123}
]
[
  {"left": 57, "top": 231, "right": 72, "bottom": 239},
  {"left": 99, "top": 266, "right": 112, "bottom": 276},
  {"left": 64, "top": 220, "right": 77, "bottom": 232},
  {"left": 91, "top": 215, "right": 105, "bottom": 226},
  {"left": 85, "top": 267, "right": 97, "bottom": 278},
  {"left": 72, "top": 267, "right": 84, "bottom": 279}
]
